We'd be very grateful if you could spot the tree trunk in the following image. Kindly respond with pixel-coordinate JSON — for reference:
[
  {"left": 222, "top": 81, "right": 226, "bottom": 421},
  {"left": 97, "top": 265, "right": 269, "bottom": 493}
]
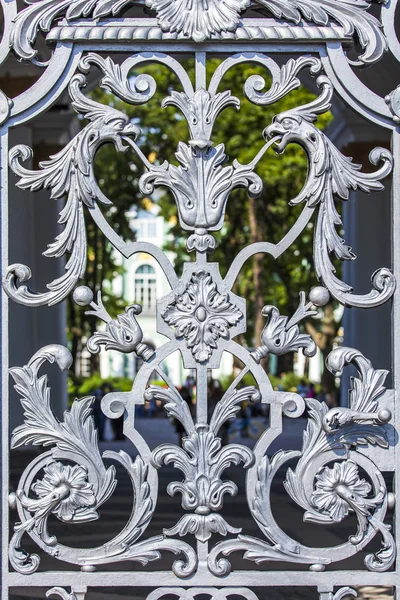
[
  {"left": 68, "top": 293, "right": 78, "bottom": 376},
  {"left": 248, "top": 196, "right": 265, "bottom": 348},
  {"left": 321, "top": 346, "right": 337, "bottom": 404},
  {"left": 277, "top": 353, "right": 294, "bottom": 377}
]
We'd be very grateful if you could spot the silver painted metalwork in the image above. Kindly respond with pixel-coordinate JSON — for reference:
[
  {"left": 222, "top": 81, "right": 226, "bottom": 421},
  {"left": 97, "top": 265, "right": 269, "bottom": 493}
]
[
  {"left": 251, "top": 291, "right": 317, "bottom": 362},
  {"left": 1, "top": 0, "right": 400, "bottom": 599},
  {"left": 318, "top": 588, "right": 357, "bottom": 600},
  {"left": 145, "top": 588, "right": 260, "bottom": 600},
  {"left": 85, "top": 290, "right": 155, "bottom": 358}
]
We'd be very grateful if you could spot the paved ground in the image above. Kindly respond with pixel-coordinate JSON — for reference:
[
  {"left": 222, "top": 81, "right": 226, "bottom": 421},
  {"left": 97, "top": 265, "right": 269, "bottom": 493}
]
[{"left": 9, "top": 417, "right": 394, "bottom": 600}]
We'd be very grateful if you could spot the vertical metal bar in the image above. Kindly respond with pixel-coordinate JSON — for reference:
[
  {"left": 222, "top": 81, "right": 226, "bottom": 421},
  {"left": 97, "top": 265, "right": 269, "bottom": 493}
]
[
  {"left": 196, "top": 364, "right": 208, "bottom": 424},
  {"left": 1, "top": 125, "right": 9, "bottom": 600},
  {"left": 318, "top": 587, "right": 333, "bottom": 600},
  {"left": 195, "top": 51, "right": 207, "bottom": 91},
  {"left": 197, "top": 539, "right": 209, "bottom": 575},
  {"left": 392, "top": 127, "right": 400, "bottom": 591},
  {"left": 73, "top": 586, "right": 88, "bottom": 600}
]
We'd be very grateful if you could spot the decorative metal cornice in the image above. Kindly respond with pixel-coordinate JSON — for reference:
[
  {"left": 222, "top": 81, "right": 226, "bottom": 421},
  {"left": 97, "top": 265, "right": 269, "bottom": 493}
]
[
  {"left": 1, "top": 0, "right": 389, "bottom": 64},
  {"left": 46, "top": 19, "right": 350, "bottom": 44}
]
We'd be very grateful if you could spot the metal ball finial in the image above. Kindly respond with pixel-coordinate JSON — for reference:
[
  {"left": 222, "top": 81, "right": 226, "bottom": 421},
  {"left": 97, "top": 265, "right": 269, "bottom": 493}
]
[
  {"left": 309, "top": 286, "right": 330, "bottom": 307},
  {"left": 378, "top": 408, "right": 392, "bottom": 424},
  {"left": 73, "top": 286, "right": 94, "bottom": 306}
]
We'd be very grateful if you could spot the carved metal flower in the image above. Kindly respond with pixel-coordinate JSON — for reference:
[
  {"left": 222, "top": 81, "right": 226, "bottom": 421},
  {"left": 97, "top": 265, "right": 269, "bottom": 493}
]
[
  {"left": 32, "top": 463, "right": 96, "bottom": 522},
  {"left": 162, "top": 271, "right": 243, "bottom": 362},
  {"left": 163, "top": 89, "right": 240, "bottom": 147},
  {"left": 251, "top": 292, "right": 316, "bottom": 363},
  {"left": 86, "top": 293, "right": 154, "bottom": 360},
  {"left": 311, "top": 460, "right": 371, "bottom": 523},
  {"left": 145, "top": 0, "right": 250, "bottom": 42}
]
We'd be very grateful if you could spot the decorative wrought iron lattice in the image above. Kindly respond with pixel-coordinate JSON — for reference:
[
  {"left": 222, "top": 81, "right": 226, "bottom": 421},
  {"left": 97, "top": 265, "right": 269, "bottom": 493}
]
[{"left": 1, "top": 0, "right": 400, "bottom": 599}]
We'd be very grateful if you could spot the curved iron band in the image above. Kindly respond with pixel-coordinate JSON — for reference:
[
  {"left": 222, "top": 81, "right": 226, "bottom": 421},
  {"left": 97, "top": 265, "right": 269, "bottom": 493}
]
[
  {"left": 7, "top": 45, "right": 82, "bottom": 128},
  {"left": 0, "top": 0, "right": 17, "bottom": 68},
  {"left": 382, "top": 0, "right": 400, "bottom": 63},
  {"left": 224, "top": 206, "right": 315, "bottom": 289},
  {"left": 117, "top": 51, "right": 194, "bottom": 97},
  {"left": 107, "top": 338, "right": 276, "bottom": 415},
  {"left": 14, "top": 448, "right": 196, "bottom": 571},
  {"left": 89, "top": 203, "right": 179, "bottom": 289},
  {"left": 205, "top": 451, "right": 388, "bottom": 569},
  {"left": 321, "top": 44, "right": 395, "bottom": 130},
  {"left": 208, "top": 52, "right": 283, "bottom": 96}
]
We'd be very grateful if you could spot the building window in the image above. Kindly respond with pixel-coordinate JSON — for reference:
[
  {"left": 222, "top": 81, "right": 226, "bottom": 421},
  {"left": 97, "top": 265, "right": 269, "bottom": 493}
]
[
  {"left": 133, "top": 220, "right": 157, "bottom": 239},
  {"left": 134, "top": 264, "right": 157, "bottom": 312},
  {"left": 147, "top": 222, "right": 157, "bottom": 237},
  {"left": 134, "top": 222, "right": 144, "bottom": 238}
]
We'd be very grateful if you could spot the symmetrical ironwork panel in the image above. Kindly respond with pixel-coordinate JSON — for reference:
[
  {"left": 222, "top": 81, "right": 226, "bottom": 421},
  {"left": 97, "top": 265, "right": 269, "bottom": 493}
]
[{"left": 1, "top": 1, "right": 400, "bottom": 599}]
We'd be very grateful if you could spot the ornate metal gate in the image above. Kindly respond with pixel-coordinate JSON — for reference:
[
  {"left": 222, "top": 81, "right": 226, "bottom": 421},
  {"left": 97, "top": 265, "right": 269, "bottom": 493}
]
[{"left": 1, "top": 1, "right": 400, "bottom": 599}]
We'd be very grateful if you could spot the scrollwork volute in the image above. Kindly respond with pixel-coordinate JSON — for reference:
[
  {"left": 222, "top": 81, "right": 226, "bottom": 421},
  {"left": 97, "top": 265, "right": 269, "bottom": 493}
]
[{"left": 1, "top": 0, "right": 400, "bottom": 598}]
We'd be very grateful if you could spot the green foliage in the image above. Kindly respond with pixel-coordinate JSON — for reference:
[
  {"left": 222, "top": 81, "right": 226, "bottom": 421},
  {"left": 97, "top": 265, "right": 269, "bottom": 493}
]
[
  {"left": 149, "top": 379, "right": 168, "bottom": 388},
  {"left": 219, "top": 371, "right": 319, "bottom": 393},
  {"left": 68, "top": 373, "right": 134, "bottom": 405},
  {"left": 68, "top": 373, "right": 169, "bottom": 405}
]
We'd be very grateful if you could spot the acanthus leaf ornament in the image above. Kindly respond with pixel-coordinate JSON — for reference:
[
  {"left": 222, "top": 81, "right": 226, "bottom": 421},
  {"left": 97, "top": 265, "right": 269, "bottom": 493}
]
[
  {"left": 8, "top": 345, "right": 198, "bottom": 576},
  {"left": 3, "top": 0, "right": 388, "bottom": 64},
  {"left": 151, "top": 384, "right": 259, "bottom": 541},
  {"left": 265, "top": 74, "right": 395, "bottom": 308},
  {"left": 208, "top": 347, "right": 395, "bottom": 575},
  {"left": 9, "top": 0, "right": 133, "bottom": 61},
  {"left": 5, "top": 71, "right": 139, "bottom": 307},
  {"left": 162, "top": 89, "right": 240, "bottom": 145},
  {"left": 9, "top": 344, "right": 116, "bottom": 572},
  {"left": 144, "top": 0, "right": 251, "bottom": 42},
  {"left": 78, "top": 54, "right": 157, "bottom": 105},
  {"left": 255, "top": 0, "right": 388, "bottom": 65},
  {"left": 162, "top": 271, "right": 244, "bottom": 362},
  {"left": 243, "top": 56, "right": 322, "bottom": 106},
  {"left": 282, "top": 348, "right": 395, "bottom": 569},
  {"left": 322, "top": 347, "right": 392, "bottom": 431},
  {"left": 141, "top": 139, "right": 262, "bottom": 252},
  {"left": 282, "top": 345, "right": 393, "bottom": 533}
]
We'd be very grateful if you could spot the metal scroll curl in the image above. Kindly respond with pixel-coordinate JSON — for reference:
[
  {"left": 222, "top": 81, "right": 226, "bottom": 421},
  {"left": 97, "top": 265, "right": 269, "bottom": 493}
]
[
  {"left": 263, "top": 70, "right": 395, "bottom": 309},
  {"left": 8, "top": 344, "right": 197, "bottom": 576},
  {"left": 208, "top": 345, "right": 395, "bottom": 575},
  {"left": 4, "top": 52, "right": 163, "bottom": 307}
]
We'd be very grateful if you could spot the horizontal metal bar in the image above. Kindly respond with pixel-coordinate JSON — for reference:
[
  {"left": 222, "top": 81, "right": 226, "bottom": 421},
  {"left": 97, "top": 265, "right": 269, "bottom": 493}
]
[{"left": 5, "top": 570, "right": 398, "bottom": 588}]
